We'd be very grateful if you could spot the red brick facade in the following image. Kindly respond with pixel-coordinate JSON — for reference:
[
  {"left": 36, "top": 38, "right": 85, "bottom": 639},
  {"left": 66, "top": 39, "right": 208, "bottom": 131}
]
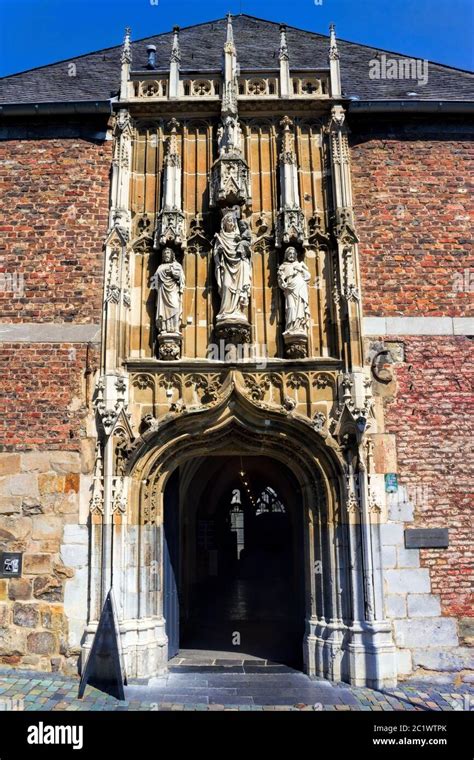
[
  {"left": 0, "top": 119, "right": 110, "bottom": 452},
  {"left": 351, "top": 117, "right": 473, "bottom": 626},
  {"left": 351, "top": 117, "right": 473, "bottom": 318},
  {"left": 0, "top": 343, "right": 99, "bottom": 451},
  {"left": 0, "top": 120, "right": 111, "bottom": 323},
  {"left": 0, "top": 111, "right": 471, "bottom": 675},
  {"left": 379, "top": 336, "right": 473, "bottom": 619}
]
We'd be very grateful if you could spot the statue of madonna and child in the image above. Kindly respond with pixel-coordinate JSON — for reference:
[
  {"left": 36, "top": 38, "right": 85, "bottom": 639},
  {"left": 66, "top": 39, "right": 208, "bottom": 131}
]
[{"left": 213, "top": 210, "right": 252, "bottom": 326}]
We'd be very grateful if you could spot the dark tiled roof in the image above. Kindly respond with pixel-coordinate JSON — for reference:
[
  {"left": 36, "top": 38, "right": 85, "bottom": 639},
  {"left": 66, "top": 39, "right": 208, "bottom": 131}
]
[{"left": 0, "top": 14, "right": 473, "bottom": 105}]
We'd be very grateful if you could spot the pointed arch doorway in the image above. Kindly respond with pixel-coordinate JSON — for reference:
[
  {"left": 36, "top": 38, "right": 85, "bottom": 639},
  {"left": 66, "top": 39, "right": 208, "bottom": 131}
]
[
  {"left": 86, "top": 397, "right": 398, "bottom": 688},
  {"left": 164, "top": 455, "right": 305, "bottom": 667}
]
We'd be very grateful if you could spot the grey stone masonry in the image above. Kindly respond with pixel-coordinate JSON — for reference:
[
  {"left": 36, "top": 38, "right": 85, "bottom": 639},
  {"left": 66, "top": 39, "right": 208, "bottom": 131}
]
[
  {"left": 394, "top": 618, "right": 459, "bottom": 649},
  {"left": 407, "top": 594, "right": 442, "bottom": 618},
  {"left": 397, "top": 547, "right": 420, "bottom": 568},
  {"left": 412, "top": 648, "right": 474, "bottom": 672},
  {"left": 381, "top": 484, "right": 463, "bottom": 678},
  {"left": 386, "top": 569, "right": 431, "bottom": 594},
  {"left": 385, "top": 594, "right": 407, "bottom": 618}
]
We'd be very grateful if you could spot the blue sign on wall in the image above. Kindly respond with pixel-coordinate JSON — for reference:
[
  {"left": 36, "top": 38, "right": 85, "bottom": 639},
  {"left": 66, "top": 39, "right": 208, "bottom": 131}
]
[{"left": 385, "top": 473, "right": 398, "bottom": 493}]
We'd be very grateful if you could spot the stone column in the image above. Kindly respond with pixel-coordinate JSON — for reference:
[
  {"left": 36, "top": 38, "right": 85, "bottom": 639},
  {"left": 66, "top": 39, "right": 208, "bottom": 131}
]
[
  {"left": 335, "top": 373, "right": 397, "bottom": 688},
  {"left": 327, "top": 105, "right": 364, "bottom": 371}
]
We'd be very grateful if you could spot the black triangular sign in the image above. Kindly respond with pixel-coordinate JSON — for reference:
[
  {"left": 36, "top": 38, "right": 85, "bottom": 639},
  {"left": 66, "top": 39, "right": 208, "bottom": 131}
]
[{"left": 78, "top": 589, "right": 127, "bottom": 700}]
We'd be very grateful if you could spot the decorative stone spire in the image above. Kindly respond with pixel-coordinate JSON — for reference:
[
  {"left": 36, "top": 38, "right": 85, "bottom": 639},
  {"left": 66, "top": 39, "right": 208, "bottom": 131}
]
[
  {"left": 279, "top": 24, "right": 290, "bottom": 98},
  {"left": 279, "top": 23, "right": 288, "bottom": 60},
  {"left": 121, "top": 26, "right": 132, "bottom": 64},
  {"left": 171, "top": 25, "right": 181, "bottom": 62},
  {"left": 225, "top": 12, "right": 235, "bottom": 49},
  {"left": 279, "top": 116, "right": 300, "bottom": 206},
  {"left": 169, "top": 26, "right": 181, "bottom": 98},
  {"left": 120, "top": 27, "right": 132, "bottom": 100},
  {"left": 210, "top": 13, "right": 250, "bottom": 208},
  {"left": 327, "top": 100, "right": 363, "bottom": 369},
  {"left": 276, "top": 116, "right": 306, "bottom": 247},
  {"left": 154, "top": 118, "right": 186, "bottom": 249},
  {"left": 222, "top": 13, "right": 238, "bottom": 114},
  {"left": 328, "top": 23, "right": 342, "bottom": 98}
]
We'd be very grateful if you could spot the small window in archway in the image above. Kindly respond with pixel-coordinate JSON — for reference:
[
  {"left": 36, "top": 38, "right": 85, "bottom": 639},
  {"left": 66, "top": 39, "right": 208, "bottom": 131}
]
[{"left": 255, "top": 486, "right": 286, "bottom": 515}]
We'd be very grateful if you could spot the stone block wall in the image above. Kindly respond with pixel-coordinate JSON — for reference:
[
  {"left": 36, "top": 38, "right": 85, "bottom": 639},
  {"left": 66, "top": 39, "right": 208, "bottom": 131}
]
[
  {"left": 0, "top": 450, "right": 89, "bottom": 673},
  {"left": 379, "top": 486, "right": 473, "bottom": 681},
  {"left": 352, "top": 117, "right": 473, "bottom": 680}
]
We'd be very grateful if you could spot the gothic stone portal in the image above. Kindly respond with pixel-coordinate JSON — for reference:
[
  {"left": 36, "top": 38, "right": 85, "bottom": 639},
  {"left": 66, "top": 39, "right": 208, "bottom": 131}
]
[{"left": 82, "top": 408, "right": 397, "bottom": 689}]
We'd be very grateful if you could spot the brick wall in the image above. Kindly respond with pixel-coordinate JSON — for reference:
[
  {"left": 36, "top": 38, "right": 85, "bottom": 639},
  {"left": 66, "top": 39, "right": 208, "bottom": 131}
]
[
  {"left": 382, "top": 335, "right": 474, "bottom": 620},
  {"left": 0, "top": 119, "right": 111, "bottom": 322},
  {"left": 351, "top": 117, "right": 474, "bottom": 317},
  {"left": 0, "top": 119, "right": 109, "bottom": 452},
  {"left": 351, "top": 118, "right": 473, "bottom": 639},
  {"left": 0, "top": 343, "right": 99, "bottom": 451},
  {"left": 0, "top": 119, "right": 109, "bottom": 672}
]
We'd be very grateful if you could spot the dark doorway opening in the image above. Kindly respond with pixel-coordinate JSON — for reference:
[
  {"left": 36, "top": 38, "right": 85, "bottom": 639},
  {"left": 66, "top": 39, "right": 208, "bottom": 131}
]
[{"left": 163, "top": 456, "right": 305, "bottom": 668}]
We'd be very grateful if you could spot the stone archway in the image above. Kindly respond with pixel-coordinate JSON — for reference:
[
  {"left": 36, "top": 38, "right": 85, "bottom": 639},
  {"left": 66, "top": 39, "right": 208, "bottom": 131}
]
[
  {"left": 170, "top": 454, "right": 306, "bottom": 667},
  {"left": 83, "top": 388, "right": 397, "bottom": 688}
]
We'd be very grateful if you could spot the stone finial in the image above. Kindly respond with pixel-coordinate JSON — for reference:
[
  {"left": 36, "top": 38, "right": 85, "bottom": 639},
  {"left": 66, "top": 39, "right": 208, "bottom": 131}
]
[
  {"left": 171, "top": 25, "right": 181, "bottom": 63},
  {"left": 169, "top": 25, "right": 181, "bottom": 97},
  {"left": 165, "top": 118, "right": 181, "bottom": 167},
  {"left": 222, "top": 12, "right": 238, "bottom": 114},
  {"left": 329, "top": 23, "right": 339, "bottom": 60},
  {"left": 279, "top": 115, "right": 295, "bottom": 161},
  {"left": 121, "top": 27, "right": 132, "bottom": 65},
  {"left": 279, "top": 24, "right": 289, "bottom": 61},
  {"left": 120, "top": 27, "right": 132, "bottom": 100},
  {"left": 168, "top": 116, "right": 179, "bottom": 133},
  {"left": 328, "top": 23, "right": 342, "bottom": 98},
  {"left": 225, "top": 13, "right": 235, "bottom": 48},
  {"left": 279, "top": 24, "right": 291, "bottom": 97}
]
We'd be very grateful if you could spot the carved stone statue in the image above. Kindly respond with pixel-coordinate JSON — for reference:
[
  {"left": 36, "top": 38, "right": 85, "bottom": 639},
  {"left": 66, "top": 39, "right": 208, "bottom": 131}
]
[
  {"left": 213, "top": 211, "right": 252, "bottom": 323},
  {"left": 278, "top": 247, "right": 311, "bottom": 334},
  {"left": 217, "top": 115, "right": 243, "bottom": 156},
  {"left": 151, "top": 247, "right": 185, "bottom": 334}
]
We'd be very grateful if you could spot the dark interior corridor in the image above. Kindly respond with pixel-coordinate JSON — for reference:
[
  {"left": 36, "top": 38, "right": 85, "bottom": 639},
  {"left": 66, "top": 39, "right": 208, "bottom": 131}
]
[{"left": 164, "top": 456, "right": 305, "bottom": 667}]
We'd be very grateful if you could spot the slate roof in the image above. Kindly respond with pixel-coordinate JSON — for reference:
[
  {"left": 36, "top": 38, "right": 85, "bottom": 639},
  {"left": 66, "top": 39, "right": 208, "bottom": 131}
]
[{"left": 0, "top": 14, "right": 473, "bottom": 106}]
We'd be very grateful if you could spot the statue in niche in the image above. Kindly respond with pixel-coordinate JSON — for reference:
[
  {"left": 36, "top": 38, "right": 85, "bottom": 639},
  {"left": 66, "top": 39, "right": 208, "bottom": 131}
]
[
  {"left": 213, "top": 211, "right": 252, "bottom": 323},
  {"left": 277, "top": 247, "right": 311, "bottom": 334},
  {"left": 217, "top": 115, "right": 243, "bottom": 156},
  {"left": 150, "top": 247, "right": 185, "bottom": 334}
]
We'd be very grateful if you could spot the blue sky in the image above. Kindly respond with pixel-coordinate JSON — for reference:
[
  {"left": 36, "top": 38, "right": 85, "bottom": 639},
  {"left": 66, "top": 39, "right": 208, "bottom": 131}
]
[{"left": 0, "top": 0, "right": 473, "bottom": 77}]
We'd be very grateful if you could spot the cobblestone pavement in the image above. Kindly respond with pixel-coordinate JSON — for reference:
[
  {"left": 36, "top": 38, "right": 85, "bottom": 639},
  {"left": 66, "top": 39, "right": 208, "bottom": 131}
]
[{"left": 0, "top": 666, "right": 472, "bottom": 712}]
